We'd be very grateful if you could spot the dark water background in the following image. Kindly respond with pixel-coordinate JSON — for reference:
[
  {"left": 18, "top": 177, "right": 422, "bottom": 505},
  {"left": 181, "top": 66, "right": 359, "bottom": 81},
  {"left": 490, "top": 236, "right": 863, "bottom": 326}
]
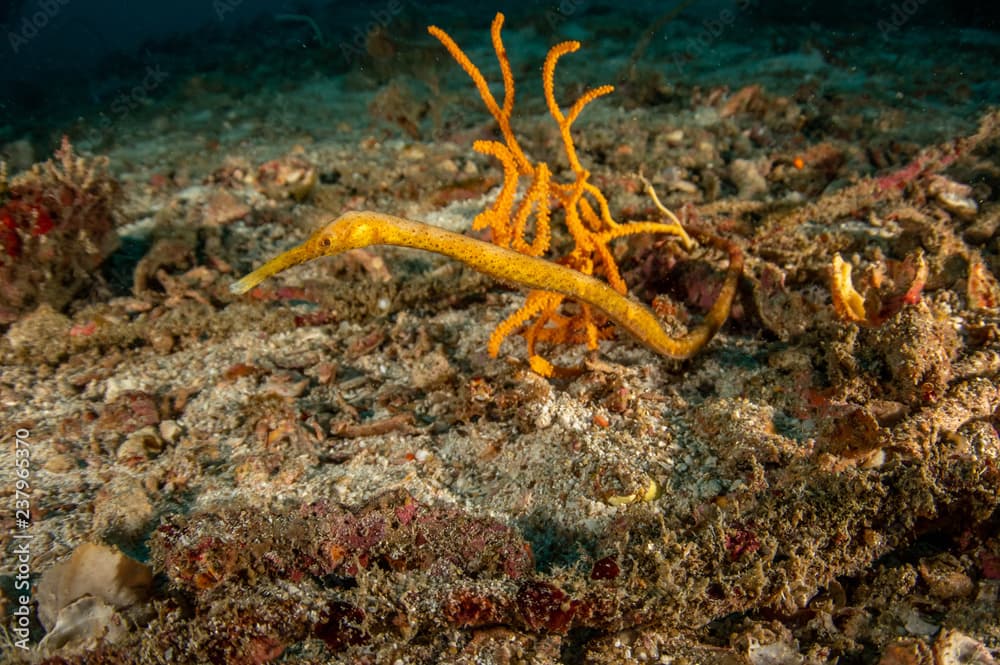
[{"left": 2, "top": 0, "right": 998, "bottom": 152}]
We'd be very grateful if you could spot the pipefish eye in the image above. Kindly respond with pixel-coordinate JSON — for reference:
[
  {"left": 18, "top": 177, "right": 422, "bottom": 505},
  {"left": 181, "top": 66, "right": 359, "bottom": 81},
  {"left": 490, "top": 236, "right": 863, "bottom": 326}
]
[{"left": 321, "top": 237, "right": 332, "bottom": 247}]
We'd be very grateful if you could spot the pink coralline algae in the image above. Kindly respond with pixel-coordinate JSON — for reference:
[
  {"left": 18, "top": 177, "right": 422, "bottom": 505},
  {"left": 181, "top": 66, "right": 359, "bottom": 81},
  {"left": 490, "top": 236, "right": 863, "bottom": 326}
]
[
  {"left": 152, "top": 490, "right": 535, "bottom": 592},
  {"left": 146, "top": 491, "right": 539, "bottom": 659}
]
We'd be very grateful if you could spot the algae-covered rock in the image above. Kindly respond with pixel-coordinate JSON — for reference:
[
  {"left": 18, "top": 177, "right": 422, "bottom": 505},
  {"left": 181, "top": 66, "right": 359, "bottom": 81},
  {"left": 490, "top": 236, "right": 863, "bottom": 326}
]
[
  {"left": 0, "top": 137, "right": 121, "bottom": 317},
  {"left": 4, "top": 302, "right": 71, "bottom": 362}
]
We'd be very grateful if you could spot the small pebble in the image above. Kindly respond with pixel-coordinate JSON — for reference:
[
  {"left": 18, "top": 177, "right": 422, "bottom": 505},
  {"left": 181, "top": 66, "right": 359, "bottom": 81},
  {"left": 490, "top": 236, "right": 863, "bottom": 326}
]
[{"left": 44, "top": 453, "right": 76, "bottom": 474}]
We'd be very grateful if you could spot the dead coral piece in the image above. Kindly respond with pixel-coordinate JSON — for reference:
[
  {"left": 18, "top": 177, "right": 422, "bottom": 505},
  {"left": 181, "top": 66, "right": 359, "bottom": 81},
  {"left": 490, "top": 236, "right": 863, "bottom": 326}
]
[
  {"left": 202, "top": 188, "right": 251, "bottom": 226},
  {"left": 879, "top": 639, "right": 932, "bottom": 665},
  {"left": 132, "top": 237, "right": 196, "bottom": 295},
  {"left": 830, "top": 251, "right": 928, "bottom": 327},
  {"left": 967, "top": 260, "right": 1000, "bottom": 311},
  {"left": 931, "top": 630, "right": 996, "bottom": 665},
  {"left": 91, "top": 478, "right": 155, "bottom": 540},
  {"left": 36, "top": 543, "right": 152, "bottom": 641},
  {"left": 868, "top": 302, "right": 958, "bottom": 406},
  {"left": 0, "top": 136, "right": 121, "bottom": 316},
  {"left": 749, "top": 261, "right": 813, "bottom": 340},
  {"left": 38, "top": 595, "right": 129, "bottom": 656},
  {"left": 888, "top": 376, "right": 1000, "bottom": 458},
  {"left": 206, "top": 155, "right": 253, "bottom": 188},
  {"left": 3, "top": 302, "right": 72, "bottom": 361},
  {"left": 730, "top": 158, "right": 769, "bottom": 199},
  {"left": 693, "top": 397, "right": 804, "bottom": 473},
  {"left": 816, "top": 405, "right": 887, "bottom": 462},
  {"left": 962, "top": 203, "right": 999, "bottom": 244},
  {"left": 409, "top": 347, "right": 455, "bottom": 390},
  {"left": 330, "top": 412, "right": 414, "bottom": 438},
  {"left": 825, "top": 301, "right": 959, "bottom": 410},
  {"left": 918, "top": 554, "right": 974, "bottom": 601},
  {"left": 115, "top": 426, "right": 166, "bottom": 465},
  {"left": 256, "top": 152, "right": 317, "bottom": 201},
  {"left": 93, "top": 390, "right": 161, "bottom": 442},
  {"left": 369, "top": 77, "right": 430, "bottom": 139},
  {"left": 719, "top": 84, "right": 768, "bottom": 118}
]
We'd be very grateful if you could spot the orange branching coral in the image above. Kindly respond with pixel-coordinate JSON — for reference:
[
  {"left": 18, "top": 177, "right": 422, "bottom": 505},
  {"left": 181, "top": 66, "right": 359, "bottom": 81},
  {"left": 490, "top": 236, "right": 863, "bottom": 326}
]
[
  {"left": 427, "top": 12, "right": 740, "bottom": 376},
  {"left": 232, "top": 13, "right": 742, "bottom": 377}
]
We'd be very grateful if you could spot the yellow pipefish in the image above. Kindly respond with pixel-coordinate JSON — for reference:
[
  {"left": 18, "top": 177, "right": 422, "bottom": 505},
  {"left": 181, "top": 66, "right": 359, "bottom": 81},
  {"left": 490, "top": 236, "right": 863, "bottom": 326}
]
[{"left": 230, "top": 211, "right": 742, "bottom": 362}]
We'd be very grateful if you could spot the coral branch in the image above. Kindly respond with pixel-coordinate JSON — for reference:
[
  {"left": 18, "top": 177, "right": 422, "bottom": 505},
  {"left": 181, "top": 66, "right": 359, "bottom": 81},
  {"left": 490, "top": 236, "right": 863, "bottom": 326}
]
[
  {"left": 422, "top": 12, "right": 740, "bottom": 374},
  {"left": 236, "top": 12, "right": 742, "bottom": 376}
]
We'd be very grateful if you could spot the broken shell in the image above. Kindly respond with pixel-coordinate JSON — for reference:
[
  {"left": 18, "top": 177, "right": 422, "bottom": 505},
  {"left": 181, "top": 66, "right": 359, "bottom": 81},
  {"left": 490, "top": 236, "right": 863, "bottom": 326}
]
[
  {"left": 116, "top": 425, "right": 165, "bottom": 463},
  {"left": 159, "top": 419, "right": 182, "bottom": 444},
  {"left": 38, "top": 596, "right": 128, "bottom": 654},
  {"left": 928, "top": 175, "right": 978, "bottom": 219},
  {"left": 936, "top": 191, "right": 978, "bottom": 218},
  {"left": 606, "top": 478, "right": 661, "bottom": 506},
  {"left": 730, "top": 158, "right": 768, "bottom": 199},
  {"left": 932, "top": 629, "right": 995, "bottom": 665},
  {"left": 36, "top": 543, "right": 152, "bottom": 632},
  {"left": 256, "top": 154, "right": 318, "bottom": 201}
]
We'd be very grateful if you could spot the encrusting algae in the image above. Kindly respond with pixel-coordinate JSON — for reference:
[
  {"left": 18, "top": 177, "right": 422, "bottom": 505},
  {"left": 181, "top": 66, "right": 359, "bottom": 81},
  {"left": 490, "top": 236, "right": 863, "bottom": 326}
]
[{"left": 232, "top": 12, "right": 742, "bottom": 376}]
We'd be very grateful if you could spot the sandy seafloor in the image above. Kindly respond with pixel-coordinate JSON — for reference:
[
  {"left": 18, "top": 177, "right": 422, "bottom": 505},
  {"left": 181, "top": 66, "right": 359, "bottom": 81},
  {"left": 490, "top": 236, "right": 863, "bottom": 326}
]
[{"left": 1, "top": 5, "right": 1000, "bottom": 664}]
